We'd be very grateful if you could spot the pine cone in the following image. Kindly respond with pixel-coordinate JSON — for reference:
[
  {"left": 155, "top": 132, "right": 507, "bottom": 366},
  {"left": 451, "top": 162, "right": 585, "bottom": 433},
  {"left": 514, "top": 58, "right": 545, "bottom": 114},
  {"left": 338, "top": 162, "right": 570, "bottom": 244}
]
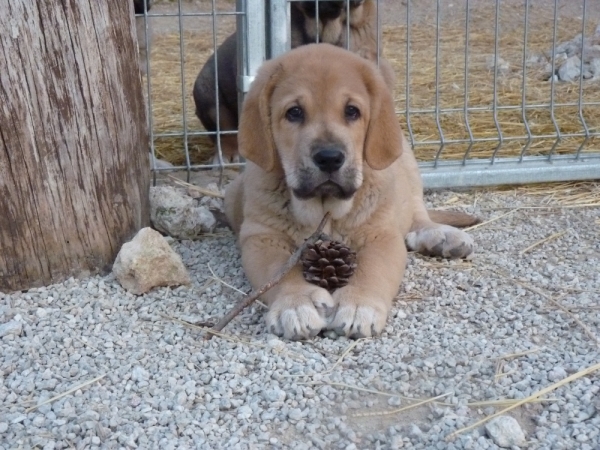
[{"left": 301, "top": 238, "right": 357, "bottom": 292}]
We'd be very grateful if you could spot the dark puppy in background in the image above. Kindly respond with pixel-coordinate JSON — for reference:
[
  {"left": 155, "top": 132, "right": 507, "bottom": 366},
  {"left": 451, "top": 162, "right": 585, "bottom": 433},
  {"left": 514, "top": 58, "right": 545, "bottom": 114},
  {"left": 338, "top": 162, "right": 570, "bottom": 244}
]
[{"left": 192, "top": 0, "right": 393, "bottom": 164}]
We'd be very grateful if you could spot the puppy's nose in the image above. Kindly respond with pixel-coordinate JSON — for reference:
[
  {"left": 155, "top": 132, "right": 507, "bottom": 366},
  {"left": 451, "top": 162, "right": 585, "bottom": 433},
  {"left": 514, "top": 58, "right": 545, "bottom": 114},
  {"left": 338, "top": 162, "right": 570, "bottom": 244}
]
[{"left": 312, "top": 147, "right": 345, "bottom": 173}]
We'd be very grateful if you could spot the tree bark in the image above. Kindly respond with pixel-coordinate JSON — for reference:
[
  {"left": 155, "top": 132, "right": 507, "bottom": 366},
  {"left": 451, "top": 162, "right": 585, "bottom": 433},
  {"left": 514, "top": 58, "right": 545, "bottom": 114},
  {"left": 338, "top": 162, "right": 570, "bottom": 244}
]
[{"left": 0, "top": 1, "right": 150, "bottom": 291}]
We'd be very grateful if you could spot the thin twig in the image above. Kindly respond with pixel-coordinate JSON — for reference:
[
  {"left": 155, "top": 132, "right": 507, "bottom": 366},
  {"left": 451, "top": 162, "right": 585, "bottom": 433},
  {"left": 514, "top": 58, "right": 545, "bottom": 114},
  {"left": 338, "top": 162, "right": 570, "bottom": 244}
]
[
  {"left": 206, "top": 264, "right": 267, "bottom": 309},
  {"left": 447, "top": 361, "right": 600, "bottom": 441},
  {"left": 25, "top": 375, "right": 106, "bottom": 413},
  {"left": 520, "top": 231, "right": 566, "bottom": 255},
  {"left": 206, "top": 212, "right": 331, "bottom": 339}
]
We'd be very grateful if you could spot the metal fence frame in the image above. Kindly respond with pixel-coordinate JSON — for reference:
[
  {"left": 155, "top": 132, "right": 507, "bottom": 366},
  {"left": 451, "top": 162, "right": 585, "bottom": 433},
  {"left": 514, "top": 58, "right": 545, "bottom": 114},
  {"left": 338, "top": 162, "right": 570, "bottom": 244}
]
[{"left": 138, "top": 0, "right": 600, "bottom": 188}]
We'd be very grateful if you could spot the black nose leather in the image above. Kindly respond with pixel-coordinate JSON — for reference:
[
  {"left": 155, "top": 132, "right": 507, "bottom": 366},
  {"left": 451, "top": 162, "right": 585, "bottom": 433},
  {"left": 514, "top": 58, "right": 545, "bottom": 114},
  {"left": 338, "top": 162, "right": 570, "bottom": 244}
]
[{"left": 312, "top": 148, "right": 345, "bottom": 173}]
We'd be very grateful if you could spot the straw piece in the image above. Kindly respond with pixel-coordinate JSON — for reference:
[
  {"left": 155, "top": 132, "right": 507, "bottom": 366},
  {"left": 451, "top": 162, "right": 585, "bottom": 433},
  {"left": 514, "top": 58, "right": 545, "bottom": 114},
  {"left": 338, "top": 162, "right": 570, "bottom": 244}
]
[
  {"left": 323, "top": 339, "right": 364, "bottom": 374},
  {"left": 167, "top": 175, "right": 224, "bottom": 198},
  {"left": 25, "top": 375, "right": 106, "bottom": 413},
  {"left": 352, "top": 392, "right": 452, "bottom": 418},
  {"left": 158, "top": 313, "right": 307, "bottom": 361},
  {"left": 500, "top": 273, "right": 600, "bottom": 346},
  {"left": 298, "top": 381, "right": 416, "bottom": 400},
  {"left": 495, "top": 347, "right": 541, "bottom": 360},
  {"left": 520, "top": 231, "right": 566, "bottom": 255},
  {"left": 446, "top": 361, "right": 600, "bottom": 441},
  {"left": 464, "top": 208, "right": 520, "bottom": 232}
]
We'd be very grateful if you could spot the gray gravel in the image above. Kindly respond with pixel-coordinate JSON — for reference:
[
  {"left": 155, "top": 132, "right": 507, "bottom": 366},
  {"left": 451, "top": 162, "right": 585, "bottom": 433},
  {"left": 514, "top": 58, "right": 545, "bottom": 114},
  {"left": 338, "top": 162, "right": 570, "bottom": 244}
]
[{"left": 1, "top": 186, "right": 600, "bottom": 449}]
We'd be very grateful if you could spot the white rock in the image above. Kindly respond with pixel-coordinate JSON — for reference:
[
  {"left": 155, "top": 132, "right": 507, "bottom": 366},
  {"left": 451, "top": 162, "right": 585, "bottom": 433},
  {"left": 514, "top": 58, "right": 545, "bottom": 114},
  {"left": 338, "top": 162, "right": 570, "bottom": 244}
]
[
  {"left": 150, "top": 186, "right": 216, "bottom": 240},
  {"left": 485, "top": 55, "right": 510, "bottom": 74},
  {"left": 149, "top": 152, "right": 174, "bottom": 170},
  {"left": 485, "top": 415, "right": 526, "bottom": 448},
  {"left": 263, "top": 388, "right": 286, "bottom": 403},
  {"left": 0, "top": 320, "right": 22, "bottom": 338},
  {"left": 131, "top": 366, "right": 150, "bottom": 382},
  {"left": 526, "top": 53, "right": 546, "bottom": 68},
  {"left": 548, "top": 366, "right": 567, "bottom": 382},
  {"left": 237, "top": 405, "right": 253, "bottom": 420},
  {"left": 588, "top": 58, "right": 600, "bottom": 80},
  {"left": 112, "top": 227, "right": 190, "bottom": 295},
  {"left": 388, "top": 396, "right": 402, "bottom": 407},
  {"left": 558, "top": 55, "right": 582, "bottom": 82}
]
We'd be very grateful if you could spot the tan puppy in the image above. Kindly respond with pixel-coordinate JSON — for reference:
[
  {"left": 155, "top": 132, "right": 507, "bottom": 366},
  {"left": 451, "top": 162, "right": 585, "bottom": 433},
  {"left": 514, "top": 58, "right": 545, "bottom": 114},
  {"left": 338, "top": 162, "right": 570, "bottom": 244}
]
[
  {"left": 193, "top": 0, "right": 394, "bottom": 164},
  {"left": 225, "top": 44, "right": 476, "bottom": 340}
]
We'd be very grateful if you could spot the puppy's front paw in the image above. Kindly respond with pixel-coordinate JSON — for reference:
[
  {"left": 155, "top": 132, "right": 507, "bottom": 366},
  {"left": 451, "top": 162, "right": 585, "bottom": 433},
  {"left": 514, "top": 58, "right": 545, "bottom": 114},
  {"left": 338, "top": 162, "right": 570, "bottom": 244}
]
[
  {"left": 266, "top": 286, "right": 336, "bottom": 340},
  {"left": 328, "top": 286, "right": 389, "bottom": 338},
  {"left": 406, "top": 224, "right": 474, "bottom": 258}
]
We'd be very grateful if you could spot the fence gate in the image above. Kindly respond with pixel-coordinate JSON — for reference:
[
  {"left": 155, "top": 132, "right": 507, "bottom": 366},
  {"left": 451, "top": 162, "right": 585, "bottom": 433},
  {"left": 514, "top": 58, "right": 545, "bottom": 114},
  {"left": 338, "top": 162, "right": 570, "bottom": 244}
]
[{"left": 140, "top": 0, "right": 600, "bottom": 188}]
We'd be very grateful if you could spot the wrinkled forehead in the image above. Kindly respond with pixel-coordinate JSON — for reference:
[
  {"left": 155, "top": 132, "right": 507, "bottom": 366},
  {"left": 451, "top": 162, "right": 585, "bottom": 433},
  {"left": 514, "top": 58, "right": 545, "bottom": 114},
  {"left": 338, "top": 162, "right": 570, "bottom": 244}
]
[{"left": 271, "top": 59, "right": 371, "bottom": 108}]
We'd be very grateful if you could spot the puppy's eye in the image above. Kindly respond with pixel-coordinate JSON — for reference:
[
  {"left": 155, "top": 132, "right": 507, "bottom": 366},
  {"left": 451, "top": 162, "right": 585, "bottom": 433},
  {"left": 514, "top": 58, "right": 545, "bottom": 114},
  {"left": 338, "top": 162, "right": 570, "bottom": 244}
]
[
  {"left": 345, "top": 105, "right": 361, "bottom": 121},
  {"left": 286, "top": 106, "right": 304, "bottom": 123}
]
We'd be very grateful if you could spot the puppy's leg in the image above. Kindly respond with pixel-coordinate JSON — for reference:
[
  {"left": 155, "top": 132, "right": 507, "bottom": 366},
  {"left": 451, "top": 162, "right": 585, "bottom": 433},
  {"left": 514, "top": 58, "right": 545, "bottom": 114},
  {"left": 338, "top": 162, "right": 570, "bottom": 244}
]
[
  {"left": 224, "top": 176, "right": 244, "bottom": 235},
  {"left": 212, "top": 105, "right": 240, "bottom": 165},
  {"left": 401, "top": 144, "right": 475, "bottom": 259},
  {"left": 241, "top": 234, "right": 336, "bottom": 340},
  {"left": 406, "top": 222, "right": 474, "bottom": 259},
  {"left": 328, "top": 233, "right": 406, "bottom": 338}
]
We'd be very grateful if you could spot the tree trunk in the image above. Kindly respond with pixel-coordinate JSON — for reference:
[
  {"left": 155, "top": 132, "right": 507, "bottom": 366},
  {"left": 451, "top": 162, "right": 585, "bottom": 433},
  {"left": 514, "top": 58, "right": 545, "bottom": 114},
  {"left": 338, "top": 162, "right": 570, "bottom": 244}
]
[{"left": 0, "top": 1, "right": 150, "bottom": 291}]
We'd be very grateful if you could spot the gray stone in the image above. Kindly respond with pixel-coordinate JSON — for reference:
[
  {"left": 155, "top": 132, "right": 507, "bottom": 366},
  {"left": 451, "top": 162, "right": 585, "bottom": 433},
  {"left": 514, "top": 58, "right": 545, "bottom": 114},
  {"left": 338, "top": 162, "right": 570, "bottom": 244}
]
[
  {"left": 485, "top": 55, "right": 510, "bottom": 74},
  {"left": 558, "top": 55, "right": 582, "bottom": 82},
  {"left": 387, "top": 396, "right": 402, "bottom": 407},
  {"left": 548, "top": 366, "right": 567, "bottom": 382},
  {"left": 485, "top": 415, "right": 526, "bottom": 448},
  {"left": 112, "top": 227, "right": 190, "bottom": 295},
  {"left": 150, "top": 186, "right": 216, "bottom": 240},
  {"left": 149, "top": 152, "right": 174, "bottom": 170},
  {"left": 0, "top": 320, "right": 21, "bottom": 338},
  {"left": 263, "top": 387, "right": 286, "bottom": 403}
]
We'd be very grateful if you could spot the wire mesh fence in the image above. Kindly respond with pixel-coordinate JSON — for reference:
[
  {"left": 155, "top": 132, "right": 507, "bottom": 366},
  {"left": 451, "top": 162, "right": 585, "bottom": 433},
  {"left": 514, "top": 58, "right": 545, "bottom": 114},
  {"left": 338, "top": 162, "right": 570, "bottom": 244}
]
[{"left": 137, "top": 0, "right": 600, "bottom": 188}]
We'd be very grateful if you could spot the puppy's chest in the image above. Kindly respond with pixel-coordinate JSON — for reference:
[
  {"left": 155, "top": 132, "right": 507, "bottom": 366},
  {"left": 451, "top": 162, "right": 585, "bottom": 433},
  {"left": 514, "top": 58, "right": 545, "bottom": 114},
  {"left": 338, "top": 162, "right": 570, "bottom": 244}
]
[{"left": 280, "top": 200, "right": 366, "bottom": 249}]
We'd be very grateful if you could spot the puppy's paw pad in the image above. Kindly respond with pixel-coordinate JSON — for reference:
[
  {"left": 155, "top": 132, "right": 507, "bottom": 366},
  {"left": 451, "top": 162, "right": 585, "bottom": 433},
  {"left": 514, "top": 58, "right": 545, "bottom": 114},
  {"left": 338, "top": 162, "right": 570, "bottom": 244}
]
[{"left": 406, "top": 225, "right": 474, "bottom": 259}]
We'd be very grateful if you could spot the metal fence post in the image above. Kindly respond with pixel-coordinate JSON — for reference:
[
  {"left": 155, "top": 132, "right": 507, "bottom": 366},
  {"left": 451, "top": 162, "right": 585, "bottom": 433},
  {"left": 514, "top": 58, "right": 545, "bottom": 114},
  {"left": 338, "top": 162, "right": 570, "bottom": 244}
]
[
  {"left": 237, "top": 0, "right": 266, "bottom": 109},
  {"left": 268, "top": 0, "right": 291, "bottom": 58}
]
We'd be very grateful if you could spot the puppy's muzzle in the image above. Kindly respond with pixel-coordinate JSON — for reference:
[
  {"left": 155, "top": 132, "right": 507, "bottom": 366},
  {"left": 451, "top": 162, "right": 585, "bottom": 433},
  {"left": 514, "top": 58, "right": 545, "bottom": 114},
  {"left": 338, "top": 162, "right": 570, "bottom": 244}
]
[{"left": 312, "top": 145, "right": 345, "bottom": 173}]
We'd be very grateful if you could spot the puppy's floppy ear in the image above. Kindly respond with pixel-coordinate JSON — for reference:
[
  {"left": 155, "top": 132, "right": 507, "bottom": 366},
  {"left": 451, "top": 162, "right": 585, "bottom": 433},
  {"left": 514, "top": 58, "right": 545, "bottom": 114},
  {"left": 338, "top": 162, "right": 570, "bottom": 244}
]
[
  {"left": 238, "top": 61, "right": 283, "bottom": 172},
  {"left": 362, "top": 62, "right": 403, "bottom": 170}
]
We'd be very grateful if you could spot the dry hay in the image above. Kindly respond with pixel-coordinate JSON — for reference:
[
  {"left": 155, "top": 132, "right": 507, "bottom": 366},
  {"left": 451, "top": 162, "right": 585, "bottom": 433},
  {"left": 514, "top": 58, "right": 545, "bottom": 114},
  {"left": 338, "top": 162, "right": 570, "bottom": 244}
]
[
  {"left": 146, "top": 18, "right": 236, "bottom": 165},
  {"left": 147, "top": 3, "right": 600, "bottom": 166}
]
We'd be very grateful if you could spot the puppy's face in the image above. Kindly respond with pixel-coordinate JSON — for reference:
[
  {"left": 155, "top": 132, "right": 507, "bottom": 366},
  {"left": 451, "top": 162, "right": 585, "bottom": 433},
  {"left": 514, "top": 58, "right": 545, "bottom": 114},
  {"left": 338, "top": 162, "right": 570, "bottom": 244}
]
[
  {"left": 269, "top": 66, "right": 370, "bottom": 200},
  {"left": 238, "top": 44, "right": 403, "bottom": 201}
]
